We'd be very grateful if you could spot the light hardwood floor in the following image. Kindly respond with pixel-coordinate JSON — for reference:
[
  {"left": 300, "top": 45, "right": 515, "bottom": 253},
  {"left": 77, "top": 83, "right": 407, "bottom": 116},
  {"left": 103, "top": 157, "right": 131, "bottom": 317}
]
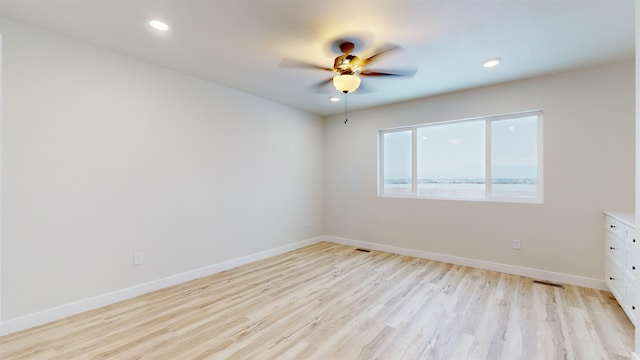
[{"left": 0, "top": 242, "right": 634, "bottom": 359}]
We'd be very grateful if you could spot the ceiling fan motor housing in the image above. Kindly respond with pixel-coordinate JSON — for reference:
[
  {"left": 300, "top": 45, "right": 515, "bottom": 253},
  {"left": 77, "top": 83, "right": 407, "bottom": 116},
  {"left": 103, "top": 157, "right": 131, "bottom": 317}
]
[{"left": 335, "top": 54, "right": 362, "bottom": 75}]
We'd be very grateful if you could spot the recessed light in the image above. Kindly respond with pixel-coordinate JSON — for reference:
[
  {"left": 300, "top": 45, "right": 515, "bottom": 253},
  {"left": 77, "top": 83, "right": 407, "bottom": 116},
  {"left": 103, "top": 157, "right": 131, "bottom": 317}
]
[
  {"left": 329, "top": 96, "right": 340, "bottom": 102},
  {"left": 149, "top": 20, "right": 170, "bottom": 31},
  {"left": 483, "top": 58, "right": 501, "bottom": 68}
]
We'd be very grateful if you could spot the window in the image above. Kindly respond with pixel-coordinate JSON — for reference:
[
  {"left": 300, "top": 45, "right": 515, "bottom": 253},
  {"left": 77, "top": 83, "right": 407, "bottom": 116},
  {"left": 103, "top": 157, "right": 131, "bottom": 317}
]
[
  {"left": 382, "top": 130, "right": 412, "bottom": 195},
  {"left": 379, "top": 111, "right": 543, "bottom": 203}
]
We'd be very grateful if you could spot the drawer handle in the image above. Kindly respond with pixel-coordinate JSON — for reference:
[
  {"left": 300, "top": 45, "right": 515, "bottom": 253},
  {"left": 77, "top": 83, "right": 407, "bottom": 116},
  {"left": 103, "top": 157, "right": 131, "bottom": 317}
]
[
  {"left": 610, "top": 246, "right": 616, "bottom": 250},
  {"left": 634, "top": 306, "right": 637, "bottom": 310},
  {"left": 634, "top": 239, "right": 637, "bottom": 243},
  {"left": 634, "top": 266, "right": 637, "bottom": 270},
  {"left": 610, "top": 277, "right": 615, "bottom": 280},
  {"left": 611, "top": 225, "right": 616, "bottom": 228}
]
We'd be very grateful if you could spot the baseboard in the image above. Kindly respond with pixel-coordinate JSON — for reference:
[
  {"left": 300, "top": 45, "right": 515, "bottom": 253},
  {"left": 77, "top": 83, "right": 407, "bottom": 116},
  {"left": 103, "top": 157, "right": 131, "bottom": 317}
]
[
  {"left": 325, "top": 236, "right": 607, "bottom": 291},
  {"left": 0, "top": 234, "right": 608, "bottom": 337},
  {"left": 0, "top": 236, "right": 323, "bottom": 337}
]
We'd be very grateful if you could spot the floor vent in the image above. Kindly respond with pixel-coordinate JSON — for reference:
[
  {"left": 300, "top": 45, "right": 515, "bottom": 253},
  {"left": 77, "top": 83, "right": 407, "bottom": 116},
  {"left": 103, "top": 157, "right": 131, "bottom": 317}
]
[
  {"left": 533, "top": 280, "right": 564, "bottom": 289},
  {"left": 355, "top": 248, "right": 371, "bottom": 253}
]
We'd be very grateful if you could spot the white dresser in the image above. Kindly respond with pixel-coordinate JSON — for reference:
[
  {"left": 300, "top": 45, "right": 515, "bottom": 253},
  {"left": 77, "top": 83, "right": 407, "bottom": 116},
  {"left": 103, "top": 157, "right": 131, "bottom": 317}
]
[{"left": 604, "top": 211, "right": 637, "bottom": 325}]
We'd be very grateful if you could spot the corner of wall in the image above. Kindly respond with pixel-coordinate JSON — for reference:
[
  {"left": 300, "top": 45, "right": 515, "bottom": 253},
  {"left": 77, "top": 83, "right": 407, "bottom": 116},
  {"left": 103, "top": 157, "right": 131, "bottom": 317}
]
[
  {"left": 634, "top": 0, "right": 639, "bottom": 354},
  {"left": 0, "top": 30, "right": 4, "bottom": 328}
]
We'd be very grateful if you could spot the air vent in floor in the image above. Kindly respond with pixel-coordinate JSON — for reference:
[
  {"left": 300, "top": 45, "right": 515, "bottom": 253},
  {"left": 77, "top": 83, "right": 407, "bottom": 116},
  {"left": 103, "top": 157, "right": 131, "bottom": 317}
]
[{"left": 533, "top": 280, "right": 564, "bottom": 289}]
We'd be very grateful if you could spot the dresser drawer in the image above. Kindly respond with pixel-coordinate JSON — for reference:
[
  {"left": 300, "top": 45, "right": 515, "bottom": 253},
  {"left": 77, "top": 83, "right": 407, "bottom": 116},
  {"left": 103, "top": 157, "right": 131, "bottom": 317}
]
[
  {"left": 626, "top": 228, "right": 638, "bottom": 282},
  {"left": 606, "top": 231, "right": 626, "bottom": 269},
  {"left": 605, "top": 259, "right": 625, "bottom": 302},
  {"left": 624, "top": 278, "right": 637, "bottom": 325},
  {"left": 606, "top": 216, "right": 624, "bottom": 238}
]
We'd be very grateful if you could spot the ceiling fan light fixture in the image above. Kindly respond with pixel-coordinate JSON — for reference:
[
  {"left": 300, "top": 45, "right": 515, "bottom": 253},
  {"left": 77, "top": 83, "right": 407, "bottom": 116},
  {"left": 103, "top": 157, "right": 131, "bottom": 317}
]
[{"left": 333, "top": 74, "right": 361, "bottom": 93}]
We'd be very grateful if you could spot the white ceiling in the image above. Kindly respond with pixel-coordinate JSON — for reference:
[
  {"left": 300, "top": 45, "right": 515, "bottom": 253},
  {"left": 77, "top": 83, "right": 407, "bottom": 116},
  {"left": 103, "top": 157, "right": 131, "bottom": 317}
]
[{"left": 0, "top": 0, "right": 635, "bottom": 116}]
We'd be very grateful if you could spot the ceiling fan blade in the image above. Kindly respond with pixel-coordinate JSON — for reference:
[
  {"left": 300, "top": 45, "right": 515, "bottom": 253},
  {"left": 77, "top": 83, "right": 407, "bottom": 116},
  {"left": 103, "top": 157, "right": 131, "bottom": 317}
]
[
  {"left": 310, "top": 78, "right": 334, "bottom": 91},
  {"left": 280, "top": 58, "right": 334, "bottom": 72},
  {"left": 351, "top": 82, "right": 374, "bottom": 94},
  {"left": 361, "top": 68, "right": 417, "bottom": 77},
  {"left": 360, "top": 44, "right": 401, "bottom": 67}
]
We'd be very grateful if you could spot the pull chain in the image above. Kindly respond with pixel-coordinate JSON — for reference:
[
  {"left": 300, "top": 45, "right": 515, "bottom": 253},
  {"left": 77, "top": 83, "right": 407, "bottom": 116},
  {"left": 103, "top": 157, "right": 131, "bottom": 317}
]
[{"left": 344, "top": 91, "right": 349, "bottom": 124}]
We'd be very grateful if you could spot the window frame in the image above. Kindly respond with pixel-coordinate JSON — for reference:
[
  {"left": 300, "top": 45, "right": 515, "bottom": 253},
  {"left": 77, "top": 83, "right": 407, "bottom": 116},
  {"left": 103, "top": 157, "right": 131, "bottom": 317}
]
[{"left": 378, "top": 110, "right": 543, "bottom": 203}]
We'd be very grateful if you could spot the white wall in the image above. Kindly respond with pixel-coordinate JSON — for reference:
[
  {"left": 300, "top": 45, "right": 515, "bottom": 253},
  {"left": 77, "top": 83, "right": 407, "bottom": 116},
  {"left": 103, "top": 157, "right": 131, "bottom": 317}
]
[
  {"left": 325, "top": 60, "right": 635, "bottom": 281},
  {"left": 0, "top": 31, "right": 3, "bottom": 325},
  {"left": 0, "top": 18, "right": 324, "bottom": 321}
]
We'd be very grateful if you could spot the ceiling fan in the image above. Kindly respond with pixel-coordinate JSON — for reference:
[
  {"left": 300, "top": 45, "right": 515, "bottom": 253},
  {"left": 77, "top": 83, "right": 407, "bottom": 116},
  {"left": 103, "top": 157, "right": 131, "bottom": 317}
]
[{"left": 281, "top": 41, "right": 417, "bottom": 94}]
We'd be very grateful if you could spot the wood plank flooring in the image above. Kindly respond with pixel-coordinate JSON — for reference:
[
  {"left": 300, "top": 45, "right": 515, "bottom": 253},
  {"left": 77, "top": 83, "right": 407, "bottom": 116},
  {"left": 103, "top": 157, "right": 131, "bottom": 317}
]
[{"left": 0, "top": 241, "right": 634, "bottom": 359}]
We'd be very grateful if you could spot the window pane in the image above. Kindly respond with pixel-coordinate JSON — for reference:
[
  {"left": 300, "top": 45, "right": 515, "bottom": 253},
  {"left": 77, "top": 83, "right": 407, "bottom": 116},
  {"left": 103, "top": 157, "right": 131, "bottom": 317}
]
[
  {"left": 383, "top": 130, "right": 412, "bottom": 195},
  {"left": 417, "top": 121, "right": 485, "bottom": 199},
  {"left": 491, "top": 116, "right": 538, "bottom": 198}
]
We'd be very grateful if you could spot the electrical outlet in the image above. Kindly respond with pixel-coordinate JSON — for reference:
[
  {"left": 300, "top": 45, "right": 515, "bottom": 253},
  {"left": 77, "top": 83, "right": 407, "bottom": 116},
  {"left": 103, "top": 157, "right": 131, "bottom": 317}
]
[
  {"left": 133, "top": 252, "right": 144, "bottom": 265},
  {"left": 512, "top": 239, "right": 521, "bottom": 250}
]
